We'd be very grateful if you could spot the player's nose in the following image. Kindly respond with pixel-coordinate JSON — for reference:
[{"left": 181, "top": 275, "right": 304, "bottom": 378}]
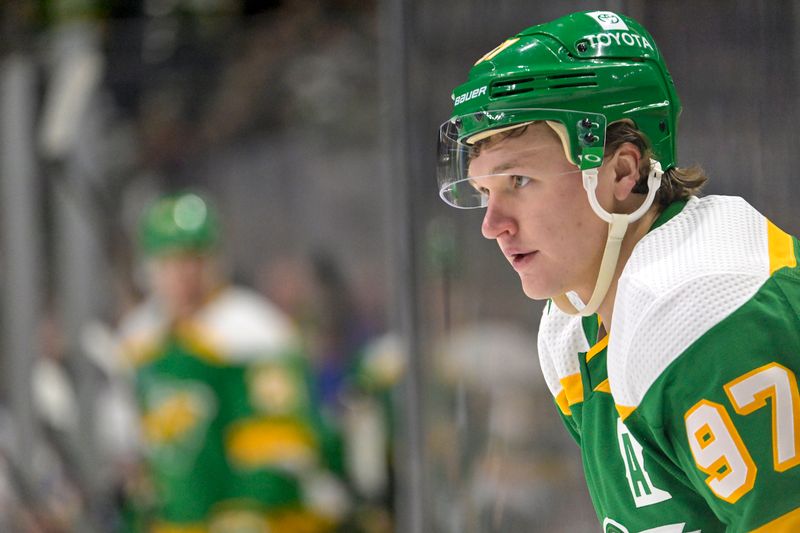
[{"left": 481, "top": 198, "right": 516, "bottom": 240}]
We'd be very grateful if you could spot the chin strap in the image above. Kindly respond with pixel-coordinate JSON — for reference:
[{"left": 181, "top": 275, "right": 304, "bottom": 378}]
[{"left": 552, "top": 160, "right": 663, "bottom": 317}]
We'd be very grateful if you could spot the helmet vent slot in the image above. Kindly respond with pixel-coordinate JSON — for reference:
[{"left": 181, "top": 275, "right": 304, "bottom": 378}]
[
  {"left": 490, "top": 72, "right": 598, "bottom": 98},
  {"left": 546, "top": 72, "right": 598, "bottom": 90},
  {"left": 493, "top": 76, "right": 536, "bottom": 86},
  {"left": 548, "top": 81, "right": 599, "bottom": 90},
  {"left": 490, "top": 77, "right": 536, "bottom": 98},
  {"left": 546, "top": 72, "right": 597, "bottom": 81}
]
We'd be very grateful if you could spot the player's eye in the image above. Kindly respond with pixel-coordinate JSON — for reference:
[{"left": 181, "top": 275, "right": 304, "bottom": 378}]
[
  {"left": 475, "top": 187, "right": 490, "bottom": 207},
  {"left": 511, "top": 175, "right": 531, "bottom": 189},
  {"left": 469, "top": 179, "right": 490, "bottom": 198}
]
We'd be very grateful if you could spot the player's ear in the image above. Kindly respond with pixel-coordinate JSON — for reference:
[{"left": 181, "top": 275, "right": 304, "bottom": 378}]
[{"left": 610, "top": 141, "right": 642, "bottom": 202}]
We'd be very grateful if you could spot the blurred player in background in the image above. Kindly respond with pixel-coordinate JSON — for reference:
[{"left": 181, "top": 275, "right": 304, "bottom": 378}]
[
  {"left": 118, "top": 191, "right": 347, "bottom": 532},
  {"left": 437, "top": 10, "right": 800, "bottom": 532},
  {"left": 260, "top": 253, "right": 401, "bottom": 533}
]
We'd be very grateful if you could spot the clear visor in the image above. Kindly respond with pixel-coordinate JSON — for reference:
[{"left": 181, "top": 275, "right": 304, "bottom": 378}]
[
  {"left": 445, "top": 169, "right": 583, "bottom": 209},
  {"left": 437, "top": 109, "right": 606, "bottom": 209}
]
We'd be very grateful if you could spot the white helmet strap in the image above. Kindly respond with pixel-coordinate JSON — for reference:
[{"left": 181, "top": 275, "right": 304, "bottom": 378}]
[{"left": 552, "top": 160, "right": 663, "bottom": 317}]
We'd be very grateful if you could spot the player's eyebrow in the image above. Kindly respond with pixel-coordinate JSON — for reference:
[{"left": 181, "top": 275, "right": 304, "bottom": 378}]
[
  {"left": 490, "top": 159, "right": 525, "bottom": 174},
  {"left": 487, "top": 146, "right": 546, "bottom": 174},
  {"left": 468, "top": 159, "right": 525, "bottom": 178},
  {"left": 469, "top": 146, "right": 544, "bottom": 177}
]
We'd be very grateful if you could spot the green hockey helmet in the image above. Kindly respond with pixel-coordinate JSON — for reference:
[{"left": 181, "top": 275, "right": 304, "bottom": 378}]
[
  {"left": 139, "top": 192, "right": 219, "bottom": 256},
  {"left": 438, "top": 10, "right": 680, "bottom": 209}
]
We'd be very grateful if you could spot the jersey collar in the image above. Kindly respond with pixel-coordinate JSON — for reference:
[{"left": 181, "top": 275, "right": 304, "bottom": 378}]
[{"left": 647, "top": 198, "right": 688, "bottom": 234}]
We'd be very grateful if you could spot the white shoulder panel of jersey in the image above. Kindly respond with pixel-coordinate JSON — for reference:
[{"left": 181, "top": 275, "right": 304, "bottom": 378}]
[
  {"left": 538, "top": 302, "right": 590, "bottom": 399},
  {"left": 193, "top": 286, "right": 298, "bottom": 362},
  {"left": 609, "top": 196, "right": 770, "bottom": 409},
  {"left": 117, "top": 298, "right": 168, "bottom": 346}
]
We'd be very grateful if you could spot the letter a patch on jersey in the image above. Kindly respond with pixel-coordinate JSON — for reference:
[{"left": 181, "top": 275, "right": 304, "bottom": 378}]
[{"left": 617, "top": 418, "right": 672, "bottom": 507}]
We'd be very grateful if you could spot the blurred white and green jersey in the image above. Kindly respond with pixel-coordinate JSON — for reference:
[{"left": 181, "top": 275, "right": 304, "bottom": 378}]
[
  {"left": 119, "top": 286, "right": 341, "bottom": 532},
  {"left": 538, "top": 196, "right": 800, "bottom": 532}
]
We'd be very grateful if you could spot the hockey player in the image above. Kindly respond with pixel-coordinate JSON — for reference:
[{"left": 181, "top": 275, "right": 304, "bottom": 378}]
[
  {"left": 118, "top": 192, "right": 346, "bottom": 532},
  {"left": 437, "top": 11, "right": 800, "bottom": 532}
]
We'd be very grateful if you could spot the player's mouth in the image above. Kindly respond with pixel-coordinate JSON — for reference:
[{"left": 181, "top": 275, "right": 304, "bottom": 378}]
[{"left": 509, "top": 251, "right": 538, "bottom": 271}]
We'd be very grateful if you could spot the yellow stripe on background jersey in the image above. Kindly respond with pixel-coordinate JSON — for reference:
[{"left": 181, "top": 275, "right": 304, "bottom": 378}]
[
  {"left": 174, "top": 320, "right": 225, "bottom": 365},
  {"left": 122, "top": 334, "right": 162, "bottom": 368},
  {"left": 225, "top": 418, "right": 316, "bottom": 469},
  {"left": 152, "top": 523, "right": 206, "bottom": 533}
]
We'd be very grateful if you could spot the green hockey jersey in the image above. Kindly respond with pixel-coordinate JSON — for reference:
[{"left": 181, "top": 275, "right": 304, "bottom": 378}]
[
  {"left": 119, "top": 286, "right": 341, "bottom": 533},
  {"left": 538, "top": 196, "right": 800, "bottom": 532}
]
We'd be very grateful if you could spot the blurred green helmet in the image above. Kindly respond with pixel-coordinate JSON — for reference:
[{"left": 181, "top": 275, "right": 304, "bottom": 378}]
[
  {"left": 438, "top": 10, "right": 680, "bottom": 208},
  {"left": 139, "top": 192, "right": 219, "bottom": 256}
]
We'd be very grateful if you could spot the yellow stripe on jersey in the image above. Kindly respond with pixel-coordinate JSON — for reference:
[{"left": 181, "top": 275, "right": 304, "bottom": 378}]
[
  {"left": 586, "top": 335, "right": 609, "bottom": 363},
  {"left": 122, "top": 334, "right": 162, "bottom": 368},
  {"left": 749, "top": 506, "right": 800, "bottom": 532},
  {"left": 174, "top": 320, "right": 225, "bottom": 365},
  {"left": 616, "top": 404, "right": 636, "bottom": 421},
  {"left": 767, "top": 220, "right": 797, "bottom": 275},
  {"left": 152, "top": 523, "right": 207, "bottom": 533},
  {"left": 266, "top": 508, "right": 335, "bottom": 533},
  {"left": 225, "top": 418, "right": 317, "bottom": 469},
  {"left": 555, "top": 389, "right": 571, "bottom": 416},
  {"left": 560, "top": 372, "right": 584, "bottom": 409},
  {"left": 594, "top": 378, "right": 612, "bottom": 394}
]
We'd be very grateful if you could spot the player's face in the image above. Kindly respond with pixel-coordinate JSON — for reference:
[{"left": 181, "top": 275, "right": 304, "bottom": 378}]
[
  {"left": 468, "top": 123, "right": 610, "bottom": 300},
  {"left": 149, "top": 252, "right": 216, "bottom": 319}
]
